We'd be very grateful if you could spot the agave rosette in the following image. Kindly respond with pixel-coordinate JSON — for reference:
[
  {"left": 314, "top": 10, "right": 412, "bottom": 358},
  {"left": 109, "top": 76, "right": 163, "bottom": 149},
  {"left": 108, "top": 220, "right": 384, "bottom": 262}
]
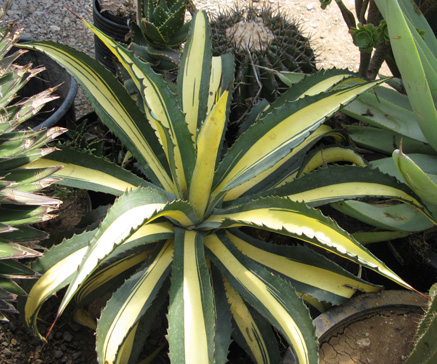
[
  {"left": 0, "top": 2, "right": 65, "bottom": 321},
  {"left": 18, "top": 10, "right": 432, "bottom": 363}
]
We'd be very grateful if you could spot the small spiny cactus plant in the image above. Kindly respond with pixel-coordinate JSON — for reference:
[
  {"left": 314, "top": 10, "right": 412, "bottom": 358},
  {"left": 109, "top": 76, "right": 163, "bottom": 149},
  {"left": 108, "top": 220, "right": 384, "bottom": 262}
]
[
  {"left": 210, "top": 5, "right": 317, "bottom": 120},
  {"left": 405, "top": 283, "right": 437, "bottom": 363}
]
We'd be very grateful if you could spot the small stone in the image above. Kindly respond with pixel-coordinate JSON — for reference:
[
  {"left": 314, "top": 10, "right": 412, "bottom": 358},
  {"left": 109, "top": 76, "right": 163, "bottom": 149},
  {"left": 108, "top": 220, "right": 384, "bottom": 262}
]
[
  {"left": 72, "top": 352, "right": 83, "bottom": 360},
  {"left": 10, "top": 338, "right": 17, "bottom": 346},
  {"left": 50, "top": 25, "right": 61, "bottom": 32},
  {"left": 54, "top": 350, "right": 64, "bottom": 359},
  {"left": 63, "top": 331, "right": 73, "bottom": 342},
  {"left": 4, "top": 348, "right": 12, "bottom": 358},
  {"left": 356, "top": 337, "right": 371, "bottom": 348},
  {"left": 306, "top": 3, "right": 314, "bottom": 10}
]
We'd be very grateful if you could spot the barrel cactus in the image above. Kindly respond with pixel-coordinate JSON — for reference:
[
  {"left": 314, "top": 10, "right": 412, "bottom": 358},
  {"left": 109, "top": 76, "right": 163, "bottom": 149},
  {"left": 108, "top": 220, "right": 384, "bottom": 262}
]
[{"left": 210, "top": 5, "right": 317, "bottom": 119}]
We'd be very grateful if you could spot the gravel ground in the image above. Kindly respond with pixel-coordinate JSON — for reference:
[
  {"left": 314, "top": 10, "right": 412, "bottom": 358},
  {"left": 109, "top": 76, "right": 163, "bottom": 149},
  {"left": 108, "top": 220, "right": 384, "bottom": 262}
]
[{"left": 4, "top": 0, "right": 95, "bottom": 119}]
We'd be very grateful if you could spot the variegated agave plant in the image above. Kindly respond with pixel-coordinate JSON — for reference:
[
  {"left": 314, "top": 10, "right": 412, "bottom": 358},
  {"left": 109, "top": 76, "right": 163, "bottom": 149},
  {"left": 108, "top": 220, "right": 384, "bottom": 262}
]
[
  {"left": 0, "top": 0, "right": 65, "bottom": 322},
  {"left": 19, "top": 10, "right": 432, "bottom": 364}
]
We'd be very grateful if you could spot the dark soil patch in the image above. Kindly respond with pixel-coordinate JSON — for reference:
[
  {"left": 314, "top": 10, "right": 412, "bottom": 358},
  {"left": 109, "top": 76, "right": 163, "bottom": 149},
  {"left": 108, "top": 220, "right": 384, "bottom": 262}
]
[
  {"left": 319, "top": 309, "right": 422, "bottom": 364},
  {"left": 0, "top": 310, "right": 97, "bottom": 364}
]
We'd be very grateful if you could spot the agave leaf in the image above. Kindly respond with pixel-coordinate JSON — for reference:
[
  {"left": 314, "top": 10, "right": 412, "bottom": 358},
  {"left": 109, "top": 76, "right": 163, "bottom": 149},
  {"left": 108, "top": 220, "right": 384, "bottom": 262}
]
[
  {"left": 332, "top": 200, "right": 435, "bottom": 232},
  {"left": 353, "top": 230, "right": 413, "bottom": 245},
  {"left": 168, "top": 229, "right": 215, "bottom": 364},
  {"left": 276, "top": 71, "right": 306, "bottom": 87},
  {"left": 159, "top": 0, "right": 187, "bottom": 38},
  {"left": 225, "top": 280, "right": 282, "bottom": 364},
  {"left": 297, "top": 145, "right": 367, "bottom": 177},
  {"left": 210, "top": 265, "right": 233, "bottom": 364},
  {"left": 189, "top": 91, "right": 229, "bottom": 218},
  {"left": 374, "top": 0, "right": 437, "bottom": 150},
  {"left": 0, "top": 259, "right": 39, "bottom": 279},
  {"left": 212, "top": 78, "right": 386, "bottom": 201},
  {"left": 76, "top": 18, "right": 195, "bottom": 197},
  {"left": 21, "top": 148, "right": 155, "bottom": 196},
  {"left": 372, "top": 153, "right": 437, "bottom": 182},
  {"left": 393, "top": 148, "right": 437, "bottom": 205},
  {"left": 24, "top": 230, "right": 94, "bottom": 339},
  {"left": 343, "top": 86, "right": 428, "bottom": 144},
  {"left": 378, "top": 0, "right": 437, "bottom": 94},
  {"left": 397, "top": 0, "right": 437, "bottom": 55},
  {"left": 74, "top": 249, "right": 152, "bottom": 309},
  {"left": 263, "top": 165, "right": 433, "bottom": 221},
  {"left": 208, "top": 54, "right": 234, "bottom": 115},
  {"left": 226, "top": 229, "right": 380, "bottom": 305},
  {"left": 0, "top": 242, "right": 41, "bottom": 260},
  {"left": 345, "top": 125, "right": 437, "bottom": 155},
  {"left": 0, "top": 205, "right": 52, "bottom": 226},
  {"left": 56, "top": 187, "right": 171, "bottom": 317},
  {"left": 205, "top": 232, "right": 318, "bottom": 364},
  {"left": 18, "top": 41, "right": 174, "bottom": 193},
  {"left": 277, "top": 69, "right": 362, "bottom": 102},
  {"left": 1, "top": 188, "right": 61, "bottom": 206},
  {"left": 0, "top": 277, "right": 26, "bottom": 296},
  {"left": 177, "top": 10, "right": 211, "bottom": 137},
  {"left": 97, "top": 240, "right": 173, "bottom": 364},
  {"left": 203, "top": 197, "right": 414, "bottom": 290},
  {"left": 74, "top": 221, "right": 174, "bottom": 307},
  {"left": 221, "top": 125, "right": 341, "bottom": 200}
]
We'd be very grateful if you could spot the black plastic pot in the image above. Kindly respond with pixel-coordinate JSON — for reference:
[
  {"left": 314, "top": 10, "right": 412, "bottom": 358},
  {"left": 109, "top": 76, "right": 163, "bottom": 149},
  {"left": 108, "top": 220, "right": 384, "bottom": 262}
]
[
  {"left": 13, "top": 40, "right": 78, "bottom": 130},
  {"left": 281, "top": 290, "right": 428, "bottom": 364},
  {"left": 93, "top": 0, "right": 131, "bottom": 73}
]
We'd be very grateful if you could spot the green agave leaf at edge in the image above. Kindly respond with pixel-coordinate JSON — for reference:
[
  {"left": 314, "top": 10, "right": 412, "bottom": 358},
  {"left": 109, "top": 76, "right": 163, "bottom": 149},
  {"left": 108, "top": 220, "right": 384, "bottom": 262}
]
[
  {"left": 393, "top": 148, "right": 437, "bottom": 205},
  {"left": 374, "top": 0, "right": 437, "bottom": 150}
]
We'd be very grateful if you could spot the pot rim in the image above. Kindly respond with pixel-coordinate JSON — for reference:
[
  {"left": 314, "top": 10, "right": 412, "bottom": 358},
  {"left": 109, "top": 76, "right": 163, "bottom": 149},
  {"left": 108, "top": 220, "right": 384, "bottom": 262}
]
[{"left": 314, "top": 290, "right": 427, "bottom": 341}]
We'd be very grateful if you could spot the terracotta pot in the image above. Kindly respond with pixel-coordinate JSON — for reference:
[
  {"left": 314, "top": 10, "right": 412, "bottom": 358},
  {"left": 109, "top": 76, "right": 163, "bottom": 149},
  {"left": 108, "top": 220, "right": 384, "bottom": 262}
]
[{"left": 282, "top": 290, "right": 427, "bottom": 364}]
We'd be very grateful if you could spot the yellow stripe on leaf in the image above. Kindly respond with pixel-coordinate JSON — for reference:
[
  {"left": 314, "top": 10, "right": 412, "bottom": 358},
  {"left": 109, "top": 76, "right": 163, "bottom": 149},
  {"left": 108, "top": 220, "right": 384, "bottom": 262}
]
[
  {"left": 208, "top": 207, "right": 412, "bottom": 289},
  {"left": 205, "top": 234, "right": 310, "bottom": 364},
  {"left": 102, "top": 240, "right": 174, "bottom": 363},
  {"left": 21, "top": 158, "right": 137, "bottom": 194},
  {"left": 183, "top": 230, "right": 209, "bottom": 363},
  {"left": 189, "top": 91, "right": 229, "bottom": 217},
  {"left": 227, "top": 232, "right": 379, "bottom": 299}
]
